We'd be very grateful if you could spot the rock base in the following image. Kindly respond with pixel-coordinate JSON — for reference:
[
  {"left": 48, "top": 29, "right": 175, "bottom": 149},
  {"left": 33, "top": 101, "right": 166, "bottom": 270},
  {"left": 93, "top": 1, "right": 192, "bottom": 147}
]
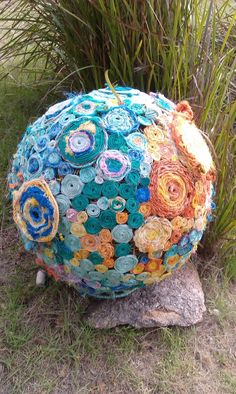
[{"left": 84, "top": 261, "right": 206, "bottom": 328}]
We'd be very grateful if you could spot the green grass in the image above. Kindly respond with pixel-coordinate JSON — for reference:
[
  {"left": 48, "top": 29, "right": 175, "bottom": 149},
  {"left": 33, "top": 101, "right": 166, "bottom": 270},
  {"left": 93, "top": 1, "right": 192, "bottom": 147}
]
[
  {"left": 1, "top": 244, "right": 236, "bottom": 393},
  {"left": 1, "top": 283, "right": 36, "bottom": 350},
  {"left": 221, "top": 372, "right": 236, "bottom": 394},
  {"left": 0, "top": 272, "right": 191, "bottom": 392}
]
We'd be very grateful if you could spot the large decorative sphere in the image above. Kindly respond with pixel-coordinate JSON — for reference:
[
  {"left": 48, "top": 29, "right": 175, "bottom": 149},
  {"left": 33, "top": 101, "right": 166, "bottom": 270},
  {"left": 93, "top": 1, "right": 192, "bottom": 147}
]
[{"left": 8, "top": 86, "right": 216, "bottom": 298}]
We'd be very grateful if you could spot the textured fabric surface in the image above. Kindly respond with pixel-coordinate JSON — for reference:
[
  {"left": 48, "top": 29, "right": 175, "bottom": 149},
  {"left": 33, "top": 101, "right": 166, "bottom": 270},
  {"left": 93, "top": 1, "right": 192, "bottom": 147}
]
[{"left": 8, "top": 87, "right": 216, "bottom": 298}]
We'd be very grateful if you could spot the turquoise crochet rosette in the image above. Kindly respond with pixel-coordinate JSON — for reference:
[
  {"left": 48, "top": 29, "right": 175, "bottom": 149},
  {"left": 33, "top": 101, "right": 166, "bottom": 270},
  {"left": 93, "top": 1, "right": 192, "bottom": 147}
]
[{"left": 8, "top": 86, "right": 216, "bottom": 299}]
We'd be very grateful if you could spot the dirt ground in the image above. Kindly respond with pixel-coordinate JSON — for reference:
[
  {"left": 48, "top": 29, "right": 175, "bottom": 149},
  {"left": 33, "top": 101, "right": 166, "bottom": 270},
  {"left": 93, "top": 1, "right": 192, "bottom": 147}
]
[{"left": 0, "top": 225, "right": 236, "bottom": 394}]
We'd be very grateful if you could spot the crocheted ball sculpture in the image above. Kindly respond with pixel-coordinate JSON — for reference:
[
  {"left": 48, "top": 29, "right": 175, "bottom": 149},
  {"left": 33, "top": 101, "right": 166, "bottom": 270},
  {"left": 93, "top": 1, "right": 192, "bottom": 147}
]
[{"left": 8, "top": 86, "right": 216, "bottom": 299}]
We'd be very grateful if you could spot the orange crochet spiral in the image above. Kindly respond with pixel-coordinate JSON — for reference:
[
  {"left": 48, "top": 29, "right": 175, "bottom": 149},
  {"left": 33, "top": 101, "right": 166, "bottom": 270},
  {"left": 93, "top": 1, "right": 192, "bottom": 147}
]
[{"left": 150, "top": 159, "right": 195, "bottom": 219}]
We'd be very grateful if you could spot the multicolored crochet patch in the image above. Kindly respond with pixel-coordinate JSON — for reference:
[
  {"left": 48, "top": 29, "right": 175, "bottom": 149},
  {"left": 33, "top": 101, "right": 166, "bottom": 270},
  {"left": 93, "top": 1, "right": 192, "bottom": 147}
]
[{"left": 8, "top": 86, "right": 216, "bottom": 298}]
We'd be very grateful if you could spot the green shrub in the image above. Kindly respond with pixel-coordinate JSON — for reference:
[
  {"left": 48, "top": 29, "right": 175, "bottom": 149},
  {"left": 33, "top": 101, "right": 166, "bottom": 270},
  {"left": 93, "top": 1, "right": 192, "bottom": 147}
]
[{"left": 1, "top": 0, "right": 235, "bottom": 275}]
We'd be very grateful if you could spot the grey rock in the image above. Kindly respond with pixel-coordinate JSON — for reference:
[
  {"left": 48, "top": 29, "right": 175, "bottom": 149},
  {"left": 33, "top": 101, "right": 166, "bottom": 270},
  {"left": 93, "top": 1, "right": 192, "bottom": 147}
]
[{"left": 84, "top": 261, "right": 206, "bottom": 328}]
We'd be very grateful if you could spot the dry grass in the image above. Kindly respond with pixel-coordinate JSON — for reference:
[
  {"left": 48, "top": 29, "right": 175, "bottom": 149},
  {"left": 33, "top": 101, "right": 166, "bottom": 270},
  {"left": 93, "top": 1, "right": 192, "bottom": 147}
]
[{"left": 0, "top": 225, "right": 236, "bottom": 394}]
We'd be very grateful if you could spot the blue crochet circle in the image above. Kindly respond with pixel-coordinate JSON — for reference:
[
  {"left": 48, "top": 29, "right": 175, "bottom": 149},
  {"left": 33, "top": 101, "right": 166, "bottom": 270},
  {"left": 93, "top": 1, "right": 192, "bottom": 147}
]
[{"left": 8, "top": 85, "right": 216, "bottom": 299}]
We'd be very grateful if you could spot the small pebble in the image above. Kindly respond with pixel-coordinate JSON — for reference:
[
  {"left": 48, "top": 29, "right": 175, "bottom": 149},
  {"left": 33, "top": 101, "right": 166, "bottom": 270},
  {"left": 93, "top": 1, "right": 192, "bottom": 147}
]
[{"left": 36, "top": 270, "right": 46, "bottom": 286}]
